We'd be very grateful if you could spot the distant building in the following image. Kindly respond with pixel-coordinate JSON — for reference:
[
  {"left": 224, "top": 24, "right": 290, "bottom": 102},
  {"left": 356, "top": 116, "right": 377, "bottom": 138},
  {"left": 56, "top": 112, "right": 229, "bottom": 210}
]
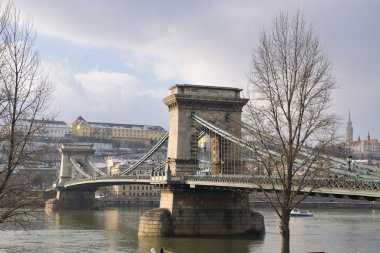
[
  {"left": 18, "top": 166, "right": 59, "bottom": 189},
  {"left": 346, "top": 110, "right": 353, "bottom": 144},
  {"left": 105, "top": 157, "right": 160, "bottom": 198},
  {"left": 346, "top": 111, "right": 380, "bottom": 160},
  {"left": 349, "top": 133, "right": 380, "bottom": 160},
  {"left": 70, "top": 116, "right": 166, "bottom": 145},
  {"left": 35, "top": 119, "right": 72, "bottom": 138},
  {"left": 17, "top": 119, "right": 72, "bottom": 139},
  {"left": 106, "top": 156, "right": 125, "bottom": 176},
  {"left": 12, "top": 119, "right": 71, "bottom": 167}
]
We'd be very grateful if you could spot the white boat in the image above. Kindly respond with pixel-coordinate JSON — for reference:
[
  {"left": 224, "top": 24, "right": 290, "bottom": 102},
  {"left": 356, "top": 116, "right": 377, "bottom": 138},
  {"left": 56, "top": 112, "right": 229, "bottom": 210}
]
[{"left": 290, "top": 208, "right": 313, "bottom": 217}]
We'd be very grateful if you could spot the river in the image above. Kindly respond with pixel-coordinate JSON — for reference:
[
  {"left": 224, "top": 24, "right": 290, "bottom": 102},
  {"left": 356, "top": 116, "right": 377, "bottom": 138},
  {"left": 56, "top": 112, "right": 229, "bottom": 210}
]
[{"left": 0, "top": 207, "right": 379, "bottom": 253}]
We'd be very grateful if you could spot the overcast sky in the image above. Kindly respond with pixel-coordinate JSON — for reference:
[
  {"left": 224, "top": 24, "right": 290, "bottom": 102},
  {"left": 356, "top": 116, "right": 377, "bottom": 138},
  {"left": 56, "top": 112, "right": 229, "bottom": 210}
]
[{"left": 14, "top": 0, "right": 380, "bottom": 139}]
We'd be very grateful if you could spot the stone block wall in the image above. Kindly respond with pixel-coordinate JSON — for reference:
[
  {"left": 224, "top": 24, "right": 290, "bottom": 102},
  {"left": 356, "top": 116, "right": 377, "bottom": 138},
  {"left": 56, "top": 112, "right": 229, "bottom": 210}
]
[
  {"left": 46, "top": 190, "right": 96, "bottom": 210},
  {"left": 138, "top": 188, "right": 265, "bottom": 236}
]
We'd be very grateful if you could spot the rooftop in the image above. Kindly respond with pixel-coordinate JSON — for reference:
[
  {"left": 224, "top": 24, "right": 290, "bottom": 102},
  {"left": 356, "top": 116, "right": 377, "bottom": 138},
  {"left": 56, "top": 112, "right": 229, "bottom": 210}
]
[{"left": 71, "top": 116, "right": 165, "bottom": 131}]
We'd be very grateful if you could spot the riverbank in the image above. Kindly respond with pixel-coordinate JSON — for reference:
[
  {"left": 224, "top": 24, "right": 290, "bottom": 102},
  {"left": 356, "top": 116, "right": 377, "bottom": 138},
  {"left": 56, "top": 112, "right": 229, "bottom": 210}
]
[
  {"left": 252, "top": 200, "right": 380, "bottom": 209},
  {"left": 250, "top": 194, "right": 380, "bottom": 209},
  {"left": 97, "top": 195, "right": 380, "bottom": 209},
  {"left": 100, "top": 196, "right": 159, "bottom": 207}
]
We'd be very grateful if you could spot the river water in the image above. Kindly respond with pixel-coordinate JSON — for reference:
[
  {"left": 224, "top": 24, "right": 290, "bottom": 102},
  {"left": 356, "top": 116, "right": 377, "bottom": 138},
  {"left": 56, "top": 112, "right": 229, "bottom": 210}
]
[{"left": 0, "top": 207, "right": 379, "bottom": 253}]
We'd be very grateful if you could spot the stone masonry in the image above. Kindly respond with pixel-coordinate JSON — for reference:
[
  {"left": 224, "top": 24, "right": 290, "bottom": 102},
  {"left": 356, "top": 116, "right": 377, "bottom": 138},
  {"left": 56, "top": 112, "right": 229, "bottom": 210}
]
[
  {"left": 163, "top": 84, "right": 249, "bottom": 177},
  {"left": 139, "top": 84, "right": 265, "bottom": 237}
]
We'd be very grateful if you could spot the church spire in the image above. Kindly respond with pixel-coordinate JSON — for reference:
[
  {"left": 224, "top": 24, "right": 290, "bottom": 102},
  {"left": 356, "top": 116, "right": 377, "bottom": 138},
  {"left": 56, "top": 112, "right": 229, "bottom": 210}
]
[
  {"left": 348, "top": 109, "right": 352, "bottom": 123},
  {"left": 368, "top": 131, "right": 370, "bottom": 141},
  {"left": 346, "top": 110, "right": 353, "bottom": 144}
]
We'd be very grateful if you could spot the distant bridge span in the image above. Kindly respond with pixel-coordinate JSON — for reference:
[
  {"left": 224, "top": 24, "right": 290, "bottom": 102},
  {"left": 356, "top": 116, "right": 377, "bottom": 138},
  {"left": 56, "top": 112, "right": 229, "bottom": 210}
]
[
  {"left": 59, "top": 174, "right": 380, "bottom": 201},
  {"left": 59, "top": 175, "right": 151, "bottom": 190}
]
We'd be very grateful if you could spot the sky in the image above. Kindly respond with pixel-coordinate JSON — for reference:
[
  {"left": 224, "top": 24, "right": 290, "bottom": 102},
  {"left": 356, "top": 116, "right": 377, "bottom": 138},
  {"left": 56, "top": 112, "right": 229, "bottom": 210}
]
[{"left": 13, "top": 0, "right": 380, "bottom": 139}]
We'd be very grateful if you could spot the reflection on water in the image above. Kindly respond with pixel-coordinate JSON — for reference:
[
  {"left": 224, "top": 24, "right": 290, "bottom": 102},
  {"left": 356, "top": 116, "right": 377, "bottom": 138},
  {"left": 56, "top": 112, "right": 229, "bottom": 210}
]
[
  {"left": 138, "top": 235, "right": 265, "bottom": 253},
  {"left": 0, "top": 207, "right": 379, "bottom": 253}
]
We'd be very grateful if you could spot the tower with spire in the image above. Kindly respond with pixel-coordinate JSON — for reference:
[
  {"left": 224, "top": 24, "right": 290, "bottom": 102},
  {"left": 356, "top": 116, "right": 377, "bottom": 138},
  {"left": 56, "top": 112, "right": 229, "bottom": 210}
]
[
  {"left": 346, "top": 110, "right": 380, "bottom": 160},
  {"left": 346, "top": 110, "right": 353, "bottom": 144}
]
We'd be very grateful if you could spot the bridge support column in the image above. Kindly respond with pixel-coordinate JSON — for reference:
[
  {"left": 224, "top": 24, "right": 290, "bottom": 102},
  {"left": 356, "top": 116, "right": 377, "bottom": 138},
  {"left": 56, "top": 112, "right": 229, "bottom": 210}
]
[
  {"left": 45, "top": 189, "right": 99, "bottom": 211},
  {"left": 138, "top": 188, "right": 265, "bottom": 236}
]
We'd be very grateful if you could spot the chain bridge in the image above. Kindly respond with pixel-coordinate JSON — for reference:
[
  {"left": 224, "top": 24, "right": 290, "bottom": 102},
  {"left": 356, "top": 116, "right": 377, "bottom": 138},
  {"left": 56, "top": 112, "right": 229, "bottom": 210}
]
[{"left": 47, "top": 84, "right": 380, "bottom": 237}]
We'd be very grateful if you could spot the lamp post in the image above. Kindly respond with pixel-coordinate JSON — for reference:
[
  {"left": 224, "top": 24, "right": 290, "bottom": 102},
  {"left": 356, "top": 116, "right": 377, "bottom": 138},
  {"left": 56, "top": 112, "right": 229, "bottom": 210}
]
[
  {"left": 347, "top": 155, "right": 352, "bottom": 171},
  {"left": 151, "top": 159, "right": 155, "bottom": 176}
]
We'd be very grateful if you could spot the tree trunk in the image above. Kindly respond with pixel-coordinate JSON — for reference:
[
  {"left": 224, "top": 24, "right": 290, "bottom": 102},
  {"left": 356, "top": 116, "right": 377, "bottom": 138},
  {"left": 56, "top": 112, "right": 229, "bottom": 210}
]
[{"left": 280, "top": 211, "right": 290, "bottom": 253}]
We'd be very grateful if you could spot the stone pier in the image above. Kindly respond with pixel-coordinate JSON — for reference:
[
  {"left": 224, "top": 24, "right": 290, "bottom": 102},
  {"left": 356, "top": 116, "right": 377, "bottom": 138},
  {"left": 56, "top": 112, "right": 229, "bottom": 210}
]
[
  {"left": 138, "top": 188, "right": 265, "bottom": 236},
  {"left": 45, "top": 189, "right": 97, "bottom": 211}
]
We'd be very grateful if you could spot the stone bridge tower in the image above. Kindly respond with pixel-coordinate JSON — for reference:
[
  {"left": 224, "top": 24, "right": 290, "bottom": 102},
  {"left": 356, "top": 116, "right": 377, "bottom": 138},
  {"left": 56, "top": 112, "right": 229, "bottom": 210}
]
[
  {"left": 163, "top": 84, "right": 248, "bottom": 177},
  {"left": 46, "top": 144, "right": 97, "bottom": 210},
  {"left": 138, "top": 84, "right": 264, "bottom": 237},
  {"left": 58, "top": 144, "right": 95, "bottom": 184}
]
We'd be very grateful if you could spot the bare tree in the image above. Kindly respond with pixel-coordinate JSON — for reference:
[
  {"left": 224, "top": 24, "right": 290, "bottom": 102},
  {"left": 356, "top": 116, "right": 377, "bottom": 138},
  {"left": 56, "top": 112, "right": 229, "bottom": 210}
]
[
  {"left": 245, "top": 10, "right": 339, "bottom": 253},
  {"left": 0, "top": 1, "right": 53, "bottom": 227}
]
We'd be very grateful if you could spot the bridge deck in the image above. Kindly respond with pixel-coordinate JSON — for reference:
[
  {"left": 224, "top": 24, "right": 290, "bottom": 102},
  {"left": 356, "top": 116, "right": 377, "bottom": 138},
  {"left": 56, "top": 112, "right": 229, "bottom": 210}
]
[
  {"left": 60, "top": 175, "right": 151, "bottom": 189},
  {"left": 57, "top": 174, "right": 380, "bottom": 201},
  {"left": 184, "top": 175, "right": 380, "bottom": 200}
]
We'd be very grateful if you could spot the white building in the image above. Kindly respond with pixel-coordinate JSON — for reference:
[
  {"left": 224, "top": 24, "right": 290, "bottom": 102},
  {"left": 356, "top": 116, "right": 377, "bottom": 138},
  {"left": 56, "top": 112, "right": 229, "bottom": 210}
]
[{"left": 33, "top": 119, "right": 72, "bottom": 138}]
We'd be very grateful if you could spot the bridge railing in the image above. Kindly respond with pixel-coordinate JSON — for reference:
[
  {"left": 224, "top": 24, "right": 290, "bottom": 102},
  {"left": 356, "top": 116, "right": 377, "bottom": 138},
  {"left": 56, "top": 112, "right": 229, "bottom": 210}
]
[
  {"left": 151, "top": 175, "right": 167, "bottom": 182},
  {"left": 184, "top": 175, "right": 380, "bottom": 192}
]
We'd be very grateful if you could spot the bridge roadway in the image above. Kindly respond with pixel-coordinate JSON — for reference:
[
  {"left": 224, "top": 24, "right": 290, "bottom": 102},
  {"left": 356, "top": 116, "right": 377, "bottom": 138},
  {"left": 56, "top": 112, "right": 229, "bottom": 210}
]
[
  {"left": 59, "top": 174, "right": 380, "bottom": 201},
  {"left": 58, "top": 175, "right": 151, "bottom": 190},
  {"left": 184, "top": 175, "right": 380, "bottom": 201}
]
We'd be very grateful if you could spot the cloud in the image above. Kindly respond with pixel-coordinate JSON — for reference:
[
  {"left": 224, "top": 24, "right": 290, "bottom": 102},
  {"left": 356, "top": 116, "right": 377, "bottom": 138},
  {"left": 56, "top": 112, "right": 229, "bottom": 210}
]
[
  {"left": 16, "top": 0, "right": 263, "bottom": 86},
  {"left": 137, "top": 88, "right": 169, "bottom": 99},
  {"left": 75, "top": 71, "right": 139, "bottom": 106},
  {"left": 41, "top": 61, "right": 88, "bottom": 121},
  {"left": 74, "top": 70, "right": 169, "bottom": 126},
  {"left": 14, "top": 0, "right": 380, "bottom": 135},
  {"left": 41, "top": 61, "right": 168, "bottom": 127}
]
